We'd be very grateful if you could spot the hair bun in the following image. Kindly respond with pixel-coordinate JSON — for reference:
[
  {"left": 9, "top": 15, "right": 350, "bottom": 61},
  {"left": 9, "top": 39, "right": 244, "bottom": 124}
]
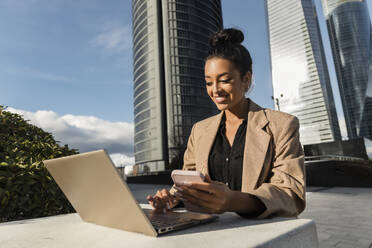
[{"left": 209, "top": 28, "right": 244, "bottom": 48}]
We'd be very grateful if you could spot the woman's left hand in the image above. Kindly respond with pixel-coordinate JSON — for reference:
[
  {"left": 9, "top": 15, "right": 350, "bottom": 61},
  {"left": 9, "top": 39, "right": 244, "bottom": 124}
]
[{"left": 174, "top": 175, "right": 233, "bottom": 214}]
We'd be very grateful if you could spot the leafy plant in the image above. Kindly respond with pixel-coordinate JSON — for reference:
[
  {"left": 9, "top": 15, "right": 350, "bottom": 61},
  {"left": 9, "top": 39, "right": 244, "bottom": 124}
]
[{"left": 0, "top": 105, "right": 78, "bottom": 222}]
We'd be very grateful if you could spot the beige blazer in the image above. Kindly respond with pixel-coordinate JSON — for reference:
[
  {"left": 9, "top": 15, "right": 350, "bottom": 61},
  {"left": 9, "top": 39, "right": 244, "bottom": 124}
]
[{"left": 176, "top": 99, "right": 305, "bottom": 218}]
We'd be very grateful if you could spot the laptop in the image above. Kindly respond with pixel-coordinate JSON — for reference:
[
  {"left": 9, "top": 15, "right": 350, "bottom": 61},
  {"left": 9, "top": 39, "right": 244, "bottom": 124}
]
[{"left": 43, "top": 150, "right": 217, "bottom": 237}]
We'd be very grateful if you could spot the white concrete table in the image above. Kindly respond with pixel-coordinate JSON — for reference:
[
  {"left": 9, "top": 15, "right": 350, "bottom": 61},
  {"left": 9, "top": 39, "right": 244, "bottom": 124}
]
[{"left": 0, "top": 212, "right": 318, "bottom": 248}]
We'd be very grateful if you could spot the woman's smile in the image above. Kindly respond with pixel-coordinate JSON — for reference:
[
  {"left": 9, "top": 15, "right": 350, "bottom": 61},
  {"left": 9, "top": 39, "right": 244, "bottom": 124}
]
[{"left": 214, "top": 95, "right": 228, "bottom": 104}]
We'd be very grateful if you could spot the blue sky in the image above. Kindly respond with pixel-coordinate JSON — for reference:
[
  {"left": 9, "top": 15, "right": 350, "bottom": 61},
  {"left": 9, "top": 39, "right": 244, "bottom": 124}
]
[
  {"left": 1, "top": 0, "right": 372, "bottom": 162},
  {"left": 0, "top": 0, "right": 133, "bottom": 122}
]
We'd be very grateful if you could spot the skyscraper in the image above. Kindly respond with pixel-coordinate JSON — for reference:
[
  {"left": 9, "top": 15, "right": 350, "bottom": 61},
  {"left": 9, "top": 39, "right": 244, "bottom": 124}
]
[
  {"left": 266, "top": 0, "right": 341, "bottom": 145},
  {"left": 132, "top": 0, "right": 222, "bottom": 172},
  {"left": 322, "top": 0, "right": 372, "bottom": 140}
]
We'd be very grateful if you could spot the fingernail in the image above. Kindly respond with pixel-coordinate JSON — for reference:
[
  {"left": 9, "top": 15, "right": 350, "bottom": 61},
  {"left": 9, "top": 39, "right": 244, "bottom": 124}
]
[{"left": 166, "top": 202, "right": 170, "bottom": 209}]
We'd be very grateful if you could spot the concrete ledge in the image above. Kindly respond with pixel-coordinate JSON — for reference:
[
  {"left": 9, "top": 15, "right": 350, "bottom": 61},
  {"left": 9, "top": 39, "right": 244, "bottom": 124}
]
[{"left": 0, "top": 212, "right": 318, "bottom": 248}]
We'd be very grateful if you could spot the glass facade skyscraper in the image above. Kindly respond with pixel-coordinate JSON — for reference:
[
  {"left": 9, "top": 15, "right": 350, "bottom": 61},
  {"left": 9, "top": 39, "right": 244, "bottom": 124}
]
[
  {"left": 322, "top": 0, "right": 372, "bottom": 140},
  {"left": 266, "top": 0, "right": 341, "bottom": 145},
  {"left": 132, "top": 0, "right": 222, "bottom": 171}
]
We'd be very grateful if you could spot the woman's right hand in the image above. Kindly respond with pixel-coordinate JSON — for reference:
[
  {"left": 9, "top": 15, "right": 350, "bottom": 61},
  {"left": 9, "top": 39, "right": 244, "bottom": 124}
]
[{"left": 147, "top": 189, "right": 179, "bottom": 213}]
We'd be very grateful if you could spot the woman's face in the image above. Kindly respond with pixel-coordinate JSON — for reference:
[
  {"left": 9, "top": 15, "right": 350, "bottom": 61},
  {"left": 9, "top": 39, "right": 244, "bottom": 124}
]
[{"left": 204, "top": 57, "right": 251, "bottom": 112}]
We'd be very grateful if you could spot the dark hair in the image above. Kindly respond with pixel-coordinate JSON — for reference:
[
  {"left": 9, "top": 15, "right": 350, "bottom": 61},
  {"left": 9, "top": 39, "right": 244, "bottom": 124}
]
[{"left": 207, "top": 28, "right": 252, "bottom": 77}]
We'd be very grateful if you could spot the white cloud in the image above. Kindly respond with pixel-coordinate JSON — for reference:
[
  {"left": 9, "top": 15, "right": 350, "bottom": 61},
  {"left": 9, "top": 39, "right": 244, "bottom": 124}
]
[
  {"left": 91, "top": 25, "right": 132, "bottom": 53},
  {"left": 7, "top": 107, "right": 134, "bottom": 164},
  {"left": 109, "top": 153, "right": 135, "bottom": 167}
]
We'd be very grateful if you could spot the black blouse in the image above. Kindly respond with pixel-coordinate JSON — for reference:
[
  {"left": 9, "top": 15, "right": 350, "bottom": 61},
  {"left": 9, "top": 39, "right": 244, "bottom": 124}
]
[{"left": 208, "top": 114, "right": 247, "bottom": 191}]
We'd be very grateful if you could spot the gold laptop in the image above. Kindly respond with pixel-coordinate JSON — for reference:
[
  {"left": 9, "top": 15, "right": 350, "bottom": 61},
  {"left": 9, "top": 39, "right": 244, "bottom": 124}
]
[{"left": 43, "top": 150, "right": 217, "bottom": 237}]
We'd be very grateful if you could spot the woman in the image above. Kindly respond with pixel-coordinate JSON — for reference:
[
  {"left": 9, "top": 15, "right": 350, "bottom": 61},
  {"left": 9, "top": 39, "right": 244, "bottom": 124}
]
[{"left": 147, "top": 28, "right": 305, "bottom": 218}]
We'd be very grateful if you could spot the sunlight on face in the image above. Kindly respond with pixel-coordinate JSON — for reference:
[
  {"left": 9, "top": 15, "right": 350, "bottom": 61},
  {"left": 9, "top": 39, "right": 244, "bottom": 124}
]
[{"left": 204, "top": 58, "right": 250, "bottom": 112}]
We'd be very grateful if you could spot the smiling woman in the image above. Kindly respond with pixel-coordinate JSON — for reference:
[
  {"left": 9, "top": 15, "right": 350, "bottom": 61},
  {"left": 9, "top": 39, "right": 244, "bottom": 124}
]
[
  {"left": 147, "top": 28, "right": 306, "bottom": 218},
  {"left": 148, "top": 29, "right": 305, "bottom": 218}
]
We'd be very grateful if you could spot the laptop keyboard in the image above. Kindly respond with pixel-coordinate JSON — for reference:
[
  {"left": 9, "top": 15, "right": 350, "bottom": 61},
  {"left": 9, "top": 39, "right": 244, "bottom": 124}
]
[{"left": 147, "top": 213, "right": 192, "bottom": 228}]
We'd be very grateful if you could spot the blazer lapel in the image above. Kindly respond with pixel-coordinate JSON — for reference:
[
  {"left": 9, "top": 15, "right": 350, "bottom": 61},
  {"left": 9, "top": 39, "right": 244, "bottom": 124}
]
[
  {"left": 196, "top": 112, "right": 223, "bottom": 175},
  {"left": 241, "top": 100, "right": 271, "bottom": 192}
]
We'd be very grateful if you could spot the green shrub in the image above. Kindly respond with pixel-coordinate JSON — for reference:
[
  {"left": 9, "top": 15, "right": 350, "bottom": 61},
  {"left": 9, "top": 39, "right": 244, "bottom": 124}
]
[{"left": 0, "top": 106, "right": 78, "bottom": 222}]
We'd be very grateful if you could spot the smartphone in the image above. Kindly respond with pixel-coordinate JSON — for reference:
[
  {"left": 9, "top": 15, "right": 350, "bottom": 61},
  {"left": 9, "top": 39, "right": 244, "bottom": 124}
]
[
  {"left": 171, "top": 170, "right": 207, "bottom": 213},
  {"left": 171, "top": 170, "right": 205, "bottom": 186}
]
